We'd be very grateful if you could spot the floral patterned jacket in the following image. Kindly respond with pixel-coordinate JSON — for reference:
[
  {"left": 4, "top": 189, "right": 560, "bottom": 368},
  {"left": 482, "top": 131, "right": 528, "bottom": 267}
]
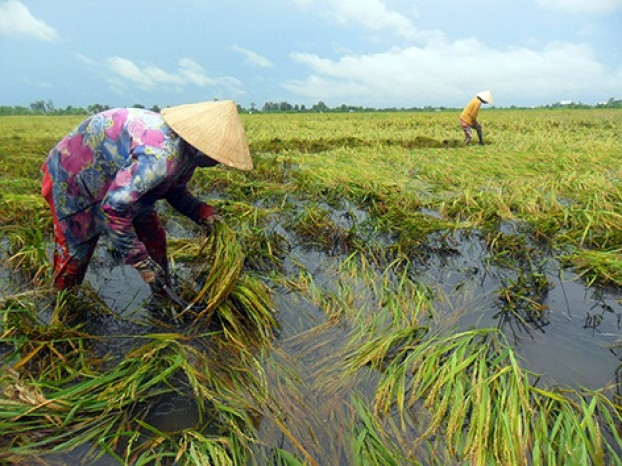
[{"left": 43, "top": 108, "right": 211, "bottom": 264}]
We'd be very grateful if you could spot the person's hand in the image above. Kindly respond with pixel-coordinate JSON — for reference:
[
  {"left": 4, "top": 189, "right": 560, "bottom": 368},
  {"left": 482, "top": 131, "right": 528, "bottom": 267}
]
[
  {"left": 201, "top": 213, "right": 223, "bottom": 235},
  {"left": 198, "top": 204, "right": 223, "bottom": 235},
  {"left": 135, "top": 257, "right": 169, "bottom": 292}
]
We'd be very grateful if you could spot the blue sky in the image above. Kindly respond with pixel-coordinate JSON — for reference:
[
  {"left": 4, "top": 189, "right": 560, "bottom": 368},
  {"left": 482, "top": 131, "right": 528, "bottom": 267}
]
[{"left": 1, "top": 0, "right": 621, "bottom": 109}]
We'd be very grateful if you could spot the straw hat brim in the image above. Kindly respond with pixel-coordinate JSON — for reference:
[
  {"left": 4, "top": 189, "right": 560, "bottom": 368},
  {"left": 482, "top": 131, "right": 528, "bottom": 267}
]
[
  {"left": 476, "top": 90, "right": 494, "bottom": 104},
  {"left": 161, "top": 100, "right": 253, "bottom": 171}
]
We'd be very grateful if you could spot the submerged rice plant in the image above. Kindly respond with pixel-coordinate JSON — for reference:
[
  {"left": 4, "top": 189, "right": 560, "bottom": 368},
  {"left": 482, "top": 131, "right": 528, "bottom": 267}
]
[
  {"left": 344, "top": 326, "right": 622, "bottom": 464},
  {"left": 0, "top": 337, "right": 267, "bottom": 464},
  {"left": 1, "top": 217, "right": 280, "bottom": 463},
  {"left": 1, "top": 110, "right": 621, "bottom": 464}
]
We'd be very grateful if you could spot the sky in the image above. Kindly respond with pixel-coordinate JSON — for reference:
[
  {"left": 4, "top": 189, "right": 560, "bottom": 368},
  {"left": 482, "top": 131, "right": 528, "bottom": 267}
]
[{"left": 1, "top": 0, "right": 621, "bottom": 109}]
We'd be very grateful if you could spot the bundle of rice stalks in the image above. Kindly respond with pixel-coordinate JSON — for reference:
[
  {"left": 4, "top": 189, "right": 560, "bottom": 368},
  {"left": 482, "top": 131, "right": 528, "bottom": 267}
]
[
  {"left": 172, "top": 222, "right": 277, "bottom": 345},
  {"left": 0, "top": 337, "right": 266, "bottom": 464},
  {"left": 0, "top": 218, "right": 280, "bottom": 463},
  {"left": 353, "top": 327, "right": 622, "bottom": 464},
  {"left": 1, "top": 293, "right": 98, "bottom": 382}
]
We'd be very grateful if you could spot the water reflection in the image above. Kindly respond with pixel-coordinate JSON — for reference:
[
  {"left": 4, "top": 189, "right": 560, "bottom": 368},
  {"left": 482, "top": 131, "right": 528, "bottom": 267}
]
[{"left": 411, "top": 229, "right": 621, "bottom": 389}]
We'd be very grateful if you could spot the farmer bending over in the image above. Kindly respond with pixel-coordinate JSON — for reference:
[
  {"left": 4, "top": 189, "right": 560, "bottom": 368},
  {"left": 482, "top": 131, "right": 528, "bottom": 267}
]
[
  {"left": 41, "top": 100, "right": 252, "bottom": 294},
  {"left": 459, "top": 90, "right": 493, "bottom": 145}
]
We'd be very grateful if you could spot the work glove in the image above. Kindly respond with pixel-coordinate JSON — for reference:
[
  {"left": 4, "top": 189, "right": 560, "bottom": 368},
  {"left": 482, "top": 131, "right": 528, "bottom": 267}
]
[
  {"left": 135, "top": 256, "right": 169, "bottom": 293},
  {"left": 197, "top": 203, "right": 223, "bottom": 235}
]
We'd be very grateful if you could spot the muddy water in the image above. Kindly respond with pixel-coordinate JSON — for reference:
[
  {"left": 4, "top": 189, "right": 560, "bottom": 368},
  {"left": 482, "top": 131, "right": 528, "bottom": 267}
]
[
  {"left": 1, "top": 208, "right": 620, "bottom": 462},
  {"left": 248, "top": 230, "right": 621, "bottom": 461},
  {"left": 411, "top": 228, "right": 621, "bottom": 390}
]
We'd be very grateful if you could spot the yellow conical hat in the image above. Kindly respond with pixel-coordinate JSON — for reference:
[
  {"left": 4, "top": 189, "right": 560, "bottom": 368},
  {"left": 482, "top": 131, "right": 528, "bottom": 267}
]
[{"left": 161, "top": 100, "right": 253, "bottom": 171}]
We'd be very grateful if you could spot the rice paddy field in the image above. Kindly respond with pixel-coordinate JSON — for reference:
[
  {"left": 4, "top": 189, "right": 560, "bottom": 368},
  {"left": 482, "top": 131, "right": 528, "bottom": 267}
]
[{"left": 0, "top": 108, "right": 621, "bottom": 465}]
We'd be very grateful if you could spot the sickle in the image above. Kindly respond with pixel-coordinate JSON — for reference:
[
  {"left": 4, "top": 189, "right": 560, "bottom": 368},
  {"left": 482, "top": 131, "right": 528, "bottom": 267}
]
[{"left": 161, "top": 284, "right": 202, "bottom": 313}]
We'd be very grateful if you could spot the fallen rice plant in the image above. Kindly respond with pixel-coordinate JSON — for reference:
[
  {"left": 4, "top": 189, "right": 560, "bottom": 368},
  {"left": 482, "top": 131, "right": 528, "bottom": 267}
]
[
  {"left": 1, "top": 110, "right": 621, "bottom": 463},
  {"left": 344, "top": 326, "right": 622, "bottom": 464}
]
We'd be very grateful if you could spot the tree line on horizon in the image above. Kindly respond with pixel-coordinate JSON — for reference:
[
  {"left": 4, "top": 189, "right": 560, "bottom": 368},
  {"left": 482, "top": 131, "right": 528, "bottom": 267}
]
[{"left": 1, "top": 97, "right": 621, "bottom": 116}]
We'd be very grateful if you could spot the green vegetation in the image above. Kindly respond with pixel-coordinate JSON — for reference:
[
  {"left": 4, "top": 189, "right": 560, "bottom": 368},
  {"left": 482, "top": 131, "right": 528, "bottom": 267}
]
[
  {"left": 0, "top": 109, "right": 620, "bottom": 464},
  {"left": 1, "top": 95, "right": 621, "bottom": 116}
]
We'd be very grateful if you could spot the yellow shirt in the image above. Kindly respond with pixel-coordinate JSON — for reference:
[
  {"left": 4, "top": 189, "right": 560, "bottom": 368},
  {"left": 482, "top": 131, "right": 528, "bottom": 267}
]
[{"left": 460, "top": 97, "right": 481, "bottom": 126}]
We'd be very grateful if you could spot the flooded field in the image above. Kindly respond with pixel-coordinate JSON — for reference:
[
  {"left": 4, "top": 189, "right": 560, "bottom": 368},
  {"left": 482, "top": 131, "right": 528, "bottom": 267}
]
[{"left": 1, "top": 109, "right": 621, "bottom": 464}]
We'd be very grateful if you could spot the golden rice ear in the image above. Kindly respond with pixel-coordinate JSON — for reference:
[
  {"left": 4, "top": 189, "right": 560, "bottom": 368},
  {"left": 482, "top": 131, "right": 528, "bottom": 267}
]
[{"left": 161, "top": 100, "right": 253, "bottom": 171}]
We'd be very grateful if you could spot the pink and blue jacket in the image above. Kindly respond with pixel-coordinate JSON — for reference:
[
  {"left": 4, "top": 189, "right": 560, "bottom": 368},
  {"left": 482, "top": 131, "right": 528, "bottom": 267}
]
[{"left": 42, "top": 108, "right": 212, "bottom": 265}]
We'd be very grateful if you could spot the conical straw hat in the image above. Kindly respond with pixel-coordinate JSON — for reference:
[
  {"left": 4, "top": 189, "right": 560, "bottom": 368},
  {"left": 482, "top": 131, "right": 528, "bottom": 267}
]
[
  {"left": 476, "top": 90, "right": 494, "bottom": 104},
  {"left": 161, "top": 100, "right": 253, "bottom": 171}
]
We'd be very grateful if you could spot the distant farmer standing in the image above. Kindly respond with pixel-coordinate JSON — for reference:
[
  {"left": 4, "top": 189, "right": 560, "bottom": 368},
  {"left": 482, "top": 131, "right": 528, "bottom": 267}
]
[
  {"left": 41, "top": 100, "right": 252, "bottom": 294},
  {"left": 459, "top": 90, "right": 493, "bottom": 145}
]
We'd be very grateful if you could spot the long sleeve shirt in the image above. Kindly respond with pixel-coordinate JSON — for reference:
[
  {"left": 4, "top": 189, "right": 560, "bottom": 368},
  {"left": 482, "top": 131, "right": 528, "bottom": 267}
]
[
  {"left": 459, "top": 97, "right": 482, "bottom": 126},
  {"left": 43, "top": 108, "right": 210, "bottom": 265}
]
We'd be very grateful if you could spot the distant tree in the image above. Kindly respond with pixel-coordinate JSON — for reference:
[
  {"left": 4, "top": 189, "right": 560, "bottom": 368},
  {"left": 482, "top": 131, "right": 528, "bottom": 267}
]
[
  {"left": 30, "top": 100, "right": 46, "bottom": 114},
  {"left": 597, "top": 97, "right": 622, "bottom": 108},
  {"left": 311, "top": 101, "right": 329, "bottom": 113},
  {"left": 262, "top": 101, "right": 278, "bottom": 112},
  {"left": 87, "top": 103, "right": 110, "bottom": 114},
  {"left": 278, "top": 101, "right": 293, "bottom": 112},
  {"left": 150, "top": 104, "right": 161, "bottom": 113},
  {"left": 132, "top": 103, "right": 145, "bottom": 109},
  {"left": 0, "top": 106, "right": 28, "bottom": 115},
  {"left": 61, "top": 105, "right": 87, "bottom": 115}
]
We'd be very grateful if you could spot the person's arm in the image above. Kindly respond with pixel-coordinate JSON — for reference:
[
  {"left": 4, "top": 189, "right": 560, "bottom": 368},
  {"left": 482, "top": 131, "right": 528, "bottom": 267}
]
[
  {"left": 164, "top": 167, "right": 217, "bottom": 225},
  {"left": 101, "top": 146, "right": 169, "bottom": 265}
]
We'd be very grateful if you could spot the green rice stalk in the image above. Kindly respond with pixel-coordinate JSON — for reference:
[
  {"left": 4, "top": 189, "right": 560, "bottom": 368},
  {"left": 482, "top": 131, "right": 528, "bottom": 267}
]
[
  {"left": 361, "top": 326, "right": 621, "bottom": 464},
  {"left": 179, "top": 223, "right": 246, "bottom": 325},
  {"left": 0, "top": 333, "right": 275, "bottom": 462},
  {"left": 563, "top": 248, "right": 622, "bottom": 287},
  {"left": 351, "top": 396, "right": 408, "bottom": 466}
]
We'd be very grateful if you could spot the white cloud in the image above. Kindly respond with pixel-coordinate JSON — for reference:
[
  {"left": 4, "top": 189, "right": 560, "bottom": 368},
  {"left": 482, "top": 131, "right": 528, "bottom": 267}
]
[
  {"left": 99, "top": 56, "right": 243, "bottom": 93},
  {"left": 330, "top": 0, "right": 417, "bottom": 39},
  {"left": 232, "top": 45, "right": 273, "bottom": 68},
  {"left": 283, "top": 0, "right": 621, "bottom": 106},
  {"left": 178, "top": 58, "right": 215, "bottom": 87},
  {"left": 0, "top": 0, "right": 57, "bottom": 41},
  {"left": 144, "top": 65, "right": 186, "bottom": 86},
  {"left": 106, "top": 57, "right": 155, "bottom": 91},
  {"left": 285, "top": 40, "right": 622, "bottom": 106},
  {"left": 296, "top": 0, "right": 430, "bottom": 41},
  {"left": 536, "top": 0, "right": 622, "bottom": 13},
  {"left": 76, "top": 53, "right": 95, "bottom": 66},
  {"left": 178, "top": 58, "right": 243, "bottom": 88}
]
